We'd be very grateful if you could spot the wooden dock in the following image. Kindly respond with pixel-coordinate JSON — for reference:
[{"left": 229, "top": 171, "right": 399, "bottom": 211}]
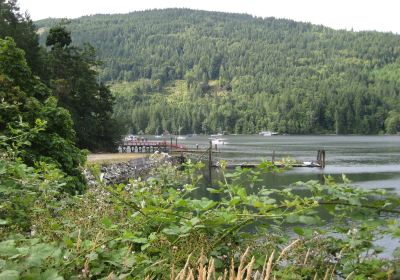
[
  {"left": 216, "top": 162, "right": 322, "bottom": 168},
  {"left": 119, "top": 140, "right": 186, "bottom": 153},
  {"left": 181, "top": 141, "right": 327, "bottom": 182},
  {"left": 119, "top": 138, "right": 326, "bottom": 172},
  {"left": 166, "top": 140, "right": 327, "bottom": 171}
]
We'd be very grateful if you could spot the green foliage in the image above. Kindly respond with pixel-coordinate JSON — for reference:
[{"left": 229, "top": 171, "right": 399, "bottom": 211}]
[
  {"left": 1, "top": 1, "right": 122, "bottom": 150},
  {"left": 0, "top": 120, "right": 66, "bottom": 232},
  {"left": 384, "top": 111, "right": 400, "bottom": 134},
  {"left": 1, "top": 158, "right": 399, "bottom": 278},
  {"left": 45, "top": 25, "right": 122, "bottom": 151},
  {"left": 46, "top": 25, "right": 71, "bottom": 49},
  {"left": 0, "top": 0, "right": 42, "bottom": 76},
  {"left": 0, "top": 37, "right": 86, "bottom": 193},
  {"left": 36, "top": 9, "right": 400, "bottom": 134}
]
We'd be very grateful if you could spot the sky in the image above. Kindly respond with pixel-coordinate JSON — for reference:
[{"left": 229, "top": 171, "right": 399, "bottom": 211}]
[{"left": 18, "top": 0, "right": 400, "bottom": 34}]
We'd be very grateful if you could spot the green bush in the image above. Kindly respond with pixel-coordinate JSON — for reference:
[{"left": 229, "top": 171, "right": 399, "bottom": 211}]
[
  {"left": 0, "top": 37, "right": 86, "bottom": 194},
  {"left": 1, "top": 159, "right": 398, "bottom": 279}
]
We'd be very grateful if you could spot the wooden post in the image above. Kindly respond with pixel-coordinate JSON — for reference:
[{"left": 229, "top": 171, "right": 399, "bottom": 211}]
[
  {"left": 170, "top": 137, "right": 173, "bottom": 153},
  {"left": 316, "top": 150, "right": 325, "bottom": 168},
  {"left": 272, "top": 150, "right": 275, "bottom": 164},
  {"left": 208, "top": 140, "right": 212, "bottom": 183},
  {"left": 215, "top": 144, "right": 217, "bottom": 150}
]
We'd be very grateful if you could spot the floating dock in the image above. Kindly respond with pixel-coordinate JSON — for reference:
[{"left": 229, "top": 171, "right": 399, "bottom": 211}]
[{"left": 216, "top": 162, "right": 322, "bottom": 169}]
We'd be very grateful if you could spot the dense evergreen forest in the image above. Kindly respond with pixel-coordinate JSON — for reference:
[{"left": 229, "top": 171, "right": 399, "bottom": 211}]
[{"left": 36, "top": 9, "right": 400, "bottom": 135}]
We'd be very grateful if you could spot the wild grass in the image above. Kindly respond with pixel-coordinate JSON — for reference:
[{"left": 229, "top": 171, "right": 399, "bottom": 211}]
[{"left": 168, "top": 246, "right": 356, "bottom": 280}]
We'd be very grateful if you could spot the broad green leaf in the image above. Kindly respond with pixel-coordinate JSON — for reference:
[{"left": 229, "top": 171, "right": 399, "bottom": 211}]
[
  {"left": 132, "top": 237, "right": 148, "bottom": 244},
  {"left": 224, "top": 173, "right": 239, "bottom": 178},
  {"left": 42, "top": 269, "right": 64, "bottom": 280},
  {"left": 293, "top": 227, "right": 304, "bottom": 236},
  {"left": 229, "top": 196, "right": 241, "bottom": 206},
  {"left": 87, "top": 252, "right": 98, "bottom": 261},
  {"left": 162, "top": 226, "right": 181, "bottom": 235},
  {"left": 102, "top": 217, "right": 113, "bottom": 228},
  {"left": 26, "top": 243, "right": 56, "bottom": 267},
  {"left": 298, "top": 215, "right": 317, "bottom": 225},
  {"left": 237, "top": 188, "right": 247, "bottom": 198},
  {"left": 207, "top": 187, "right": 221, "bottom": 194},
  {"left": 0, "top": 240, "right": 18, "bottom": 257},
  {"left": 190, "top": 217, "right": 200, "bottom": 226},
  {"left": 303, "top": 228, "right": 314, "bottom": 238},
  {"left": 141, "top": 243, "right": 150, "bottom": 251},
  {"left": 286, "top": 214, "right": 299, "bottom": 223},
  {"left": 0, "top": 270, "right": 19, "bottom": 280}
]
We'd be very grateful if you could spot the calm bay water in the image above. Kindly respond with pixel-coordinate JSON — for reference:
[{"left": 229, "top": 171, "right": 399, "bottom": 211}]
[
  {"left": 152, "top": 135, "right": 400, "bottom": 255},
  {"left": 161, "top": 135, "right": 400, "bottom": 193}
]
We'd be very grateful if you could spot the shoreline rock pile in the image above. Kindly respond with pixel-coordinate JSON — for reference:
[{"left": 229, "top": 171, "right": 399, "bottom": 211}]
[{"left": 84, "top": 152, "right": 172, "bottom": 187}]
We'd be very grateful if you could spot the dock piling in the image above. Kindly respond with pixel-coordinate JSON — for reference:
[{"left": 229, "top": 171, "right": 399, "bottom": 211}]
[
  {"left": 317, "top": 150, "right": 326, "bottom": 168},
  {"left": 208, "top": 140, "right": 212, "bottom": 182}
]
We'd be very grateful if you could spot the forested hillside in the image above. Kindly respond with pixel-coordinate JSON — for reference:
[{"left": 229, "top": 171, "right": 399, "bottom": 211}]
[{"left": 36, "top": 9, "right": 400, "bottom": 135}]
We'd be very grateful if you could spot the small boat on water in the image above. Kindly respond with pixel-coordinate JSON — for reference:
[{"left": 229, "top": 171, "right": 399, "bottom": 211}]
[
  {"left": 209, "top": 137, "right": 227, "bottom": 145},
  {"left": 259, "top": 130, "right": 278, "bottom": 136},
  {"left": 177, "top": 135, "right": 187, "bottom": 140}
]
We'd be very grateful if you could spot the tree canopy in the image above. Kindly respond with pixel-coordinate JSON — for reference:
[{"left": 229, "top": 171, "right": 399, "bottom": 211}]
[
  {"left": 0, "top": 0, "right": 42, "bottom": 75},
  {"left": 45, "top": 25, "right": 122, "bottom": 151},
  {"left": 0, "top": 37, "right": 86, "bottom": 193},
  {"left": 1, "top": 0, "right": 121, "bottom": 151}
]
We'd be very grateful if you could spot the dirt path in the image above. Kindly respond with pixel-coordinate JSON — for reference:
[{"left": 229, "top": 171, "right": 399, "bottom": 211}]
[{"left": 87, "top": 153, "right": 149, "bottom": 164}]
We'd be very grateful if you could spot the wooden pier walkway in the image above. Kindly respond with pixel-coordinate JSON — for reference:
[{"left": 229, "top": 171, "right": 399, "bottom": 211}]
[
  {"left": 119, "top": 138, "right": 326, "bottom": 171},
  {"left": 119, "top": 140, "right": 187, "bottom": 153}
]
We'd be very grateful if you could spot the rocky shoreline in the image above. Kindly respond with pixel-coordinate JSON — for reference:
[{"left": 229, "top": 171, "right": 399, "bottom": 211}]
[{"left": 84, "top": 152, "right": 172, "bottom": 186}]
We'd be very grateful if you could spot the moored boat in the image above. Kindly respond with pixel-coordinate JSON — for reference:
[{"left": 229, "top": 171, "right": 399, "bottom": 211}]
[
  {"left": 209, "top": 137, "right": 227, "bottom": 145},
  {"left": 259, "top": 130, "right": 278, "bottom": 136}
]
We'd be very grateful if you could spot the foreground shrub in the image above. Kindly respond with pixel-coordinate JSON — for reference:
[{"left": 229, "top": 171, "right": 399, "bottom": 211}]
[{"left": 1, "top": 160, "right": 399, "bottom": 279}]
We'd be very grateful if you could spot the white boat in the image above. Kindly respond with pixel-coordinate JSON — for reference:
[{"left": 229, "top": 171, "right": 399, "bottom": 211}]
[
  {"left": 177, "top": 135, "right": 187, "bottom": 140},
  {"left": 259, "top": 131, "right": 278, "bottom": 136},
  {"left": 210, "top": 137, "right": 227, "bottom": 145}
]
